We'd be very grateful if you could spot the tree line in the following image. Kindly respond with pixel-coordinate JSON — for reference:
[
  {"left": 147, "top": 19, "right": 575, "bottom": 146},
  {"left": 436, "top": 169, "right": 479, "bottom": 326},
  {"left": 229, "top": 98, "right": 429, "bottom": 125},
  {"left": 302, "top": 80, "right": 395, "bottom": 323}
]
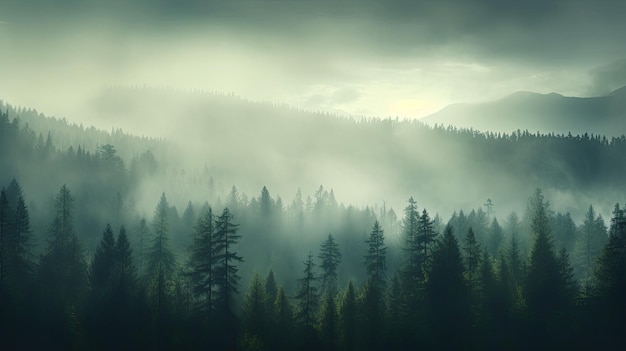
[{"left": 1, "top": 180, "right": 626, "bottom": 350}]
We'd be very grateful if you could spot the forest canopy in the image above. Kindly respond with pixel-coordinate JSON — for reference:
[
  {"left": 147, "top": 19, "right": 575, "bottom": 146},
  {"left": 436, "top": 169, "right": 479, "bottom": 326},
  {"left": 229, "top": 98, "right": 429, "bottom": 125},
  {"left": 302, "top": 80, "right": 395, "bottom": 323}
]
[{"left": 2, "top": 101, "right": 626, "bottom": 350}]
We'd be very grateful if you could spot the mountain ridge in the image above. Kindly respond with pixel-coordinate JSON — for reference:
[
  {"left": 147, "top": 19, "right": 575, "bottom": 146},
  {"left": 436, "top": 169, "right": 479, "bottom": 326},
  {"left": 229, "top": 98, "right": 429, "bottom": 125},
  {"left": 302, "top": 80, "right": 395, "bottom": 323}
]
[{"left": 423, "top": 86, "right": 626, "bottom": 136}]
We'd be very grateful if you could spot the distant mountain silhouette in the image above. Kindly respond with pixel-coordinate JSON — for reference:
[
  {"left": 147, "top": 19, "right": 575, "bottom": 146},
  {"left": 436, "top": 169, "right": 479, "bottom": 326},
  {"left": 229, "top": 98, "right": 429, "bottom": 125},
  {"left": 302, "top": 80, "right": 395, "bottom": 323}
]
[{"left": 422, "top": 86, "right": 626, "bottom": 136}]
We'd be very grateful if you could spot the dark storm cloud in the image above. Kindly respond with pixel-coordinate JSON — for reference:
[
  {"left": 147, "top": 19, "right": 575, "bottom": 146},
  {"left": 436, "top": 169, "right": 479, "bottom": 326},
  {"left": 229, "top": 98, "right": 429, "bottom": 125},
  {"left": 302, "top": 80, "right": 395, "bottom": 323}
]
[
  {"left": 2, "top": 0, "right": 626, "bottom": 118},
  {"left": 4, "top": 0, "right": 626, "bottom": 64}
]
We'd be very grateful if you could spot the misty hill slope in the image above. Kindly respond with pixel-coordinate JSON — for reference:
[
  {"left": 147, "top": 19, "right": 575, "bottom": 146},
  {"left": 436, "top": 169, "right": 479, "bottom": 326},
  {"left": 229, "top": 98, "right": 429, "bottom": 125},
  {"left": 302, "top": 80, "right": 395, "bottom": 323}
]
[
  {"left": 422, "top": 87, "right": 626, "bottom": 136},
  {"left": 81, "top": 87, "right": 626, "bottom": 216},
  {"left": 5, "top": 86, "right": 626, "bottom": 220}
]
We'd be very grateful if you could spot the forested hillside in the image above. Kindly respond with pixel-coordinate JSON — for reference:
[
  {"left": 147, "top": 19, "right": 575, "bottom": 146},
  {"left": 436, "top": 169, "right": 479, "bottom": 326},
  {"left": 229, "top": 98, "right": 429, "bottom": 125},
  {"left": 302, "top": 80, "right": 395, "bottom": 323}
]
[
  {"left": 2, "top": 103, "right": 626, "bottom": 350},
  {"left": 45, "top": 87, "right": 626, "bottom": 215},
  {"left": 423, "top": 86, "right": 626, "bottom": 137}
]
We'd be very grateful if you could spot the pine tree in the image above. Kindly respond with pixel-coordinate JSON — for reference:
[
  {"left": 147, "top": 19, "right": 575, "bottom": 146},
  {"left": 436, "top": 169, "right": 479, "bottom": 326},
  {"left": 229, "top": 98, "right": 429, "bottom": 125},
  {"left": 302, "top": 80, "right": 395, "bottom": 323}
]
[
  {"left": 145, "top": 192, "right": 177, "bottom": 341},
  {"left": 241, "top": 273, "right": 269, "bottom": 345},
  {"left": 477, "top": 252, "right": 503, "bottom": 349},
  {"left": 524, "top": 189, "right": 564, "bottom": 318},
  {"left": 385, "top": 274, "right": 406, "bottom": 350},
  {"left": 40, "top": 185, "right": 87, "bottom": 301},
  {"left": 187, "top": 208, "right": 215, "bottom": 315},
  {"left": 10, "top": 195, "right": 34, "bottom": 288},
  {"left": 265, "top": 269, "right": 278, "bottom": 311},
  {"left": 89, "top": 224, "right": 117, "bottom": 300},
  {"left": 402, "top": 197, "right": 420, "bottom": 283},
  {"left": 38, "top": 185, "right": 87, "bottom": 347},
  {"left": 463, "top": 227, "right": 482, "bottom": 286},
  {"left": 259, "top": 186, "right": 273, "bottom": 218},
  {"left": 487, "top": 217, "right": 504, "bottom": 255},
  {"left": 507, "top": 221, "right": 524, "bottom": 289},
  {"left": 318, "top": 290, "right": 338, "bottom": 351},
  {"left": 274, "top": 285, "right": 295, "bottom": 350},
  {"left": 558, "top": 248, "right": 578, "bottom": 304},
  {"left": 339, "top": 281, "right": 357, "bottom": 351},
  {"left": 115, "top": 226, "right": 137, "bottom": 298},
  {"left": 425, "top": 224, "right": 470, "bottom": 349},
  {"left": 295, "top": 253, "right": 319, "bottom": 332},
  {"left": 212, "top": 207, "right": 243, "bottom": 318},
  {"left": 0, "top": 189, "right": 8, "bottom": 288},
  {"left": 463, "top": 227, "right": 482, "bottom": 323},
  {"left": 319, "top": 234, "right": 341, "bottom": 295},
  {"left": 416, "top": 208, "right": 437, "bottom": 275},
  {"left": 87, "top": 224, "right": 138, "bottom": 350},
  {"left": 135, "top": 218, "right": 150, "bottom": 277},
  {"left": 593, "top": 203, "right": 626, "bottom": 322},
  {"left": 552, "top": 212, "right": 577, "bottom": 254},
  {"left": 364, "top": 221, "right": 387, "bottom": 289},
  {"left": 182, "top": 201, "right": 195, "bottom": 231},
  {"left": 360, "top": 279, "right": 386, "bottom": 351},
  {"left": 575, "top": 205, "right": 607, "bottom": 282}
]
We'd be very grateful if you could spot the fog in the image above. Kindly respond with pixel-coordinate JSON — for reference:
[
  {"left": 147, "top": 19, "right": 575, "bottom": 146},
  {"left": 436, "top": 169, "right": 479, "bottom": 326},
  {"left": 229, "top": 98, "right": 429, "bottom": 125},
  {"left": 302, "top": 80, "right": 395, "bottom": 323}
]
[{"left": 3, "top": 3, "right": 626, "bottom": 349}]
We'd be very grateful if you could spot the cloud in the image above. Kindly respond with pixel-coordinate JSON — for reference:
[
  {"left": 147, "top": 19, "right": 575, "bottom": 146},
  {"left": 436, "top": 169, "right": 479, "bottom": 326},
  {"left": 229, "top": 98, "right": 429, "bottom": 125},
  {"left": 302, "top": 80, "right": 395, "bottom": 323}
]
[
  {"left": 330, "top": 87, "right": 360, "bottom": 104},
  {"left": 587, "top": 59, "right": 626, "bottom": 96},
  {"left": 2, "top": 0, "right": 626, "bottom": 123}
]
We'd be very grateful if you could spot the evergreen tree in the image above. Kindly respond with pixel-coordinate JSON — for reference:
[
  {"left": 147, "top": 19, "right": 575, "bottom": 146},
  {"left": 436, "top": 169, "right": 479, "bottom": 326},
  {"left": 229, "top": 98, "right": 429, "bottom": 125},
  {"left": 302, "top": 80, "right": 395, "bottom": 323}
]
[
  {"left": 38, "top": 184, "right": 87, "bottom": 348},
  {"left": 364, "top": 220, "right": 387, "bottom": 289},
  {"left": 558, "top": 248, "right": 578, "bottom": 304},
  {"left": 477, "top": 252, "right": 503, "bottom": 349},
  {"left": 87, "top": 224, "right": 138, "bottom": 350},
  {"left": 115, "top": 226, "right": 138, "bottom": 300},
  {"left": 212, "top": 207, "right": 243, "bottom": 318},
  {"left": 593, "top": 203, "right": 626, "bottom": 323},
  {"left": 385, "top": 274, "right": 406, "bottom": 350},
  {"left": 295, "top": 253, "right": 319, "bottom": 333},
  {"left": 463, "top": 227, "right": 482, "bottom": 286},
  {"left": 575, "top": 205, "right": 607, "bottom": 281},
  {"left": 241, "top": 272, "right": 269, "bottom": 347},
  {"left": 212, "top": 206, "right": 243, "bottom": 349},
  {"left": 339, "top": 281, "right": 357, "bottom": 351},
  {"left": 265, "top": 269, "right": 278, "bottom": 311},
  {"left": 187, "top": 208, "right": 215, "bottom": 315},
  {"left": 360, "top": 280, "right": 386, "bottom": 351},
  {"left": 182, "top": 201, "right": 195, "bottom": 232},
  {"left": 259, "top": 186, "right": 273, "bottom": 218},
  {"left": 145, "top": 192, "right": 177, "bottom": 345},
  {"left": 0, "top": 189, "right": 8, "bottom": 288},
  {"left": 416, "top": 208, "right": 437, "bottom": 275},
  {"left": 0, "top": 180, "right": 31, "bottom": 290},
  {"left": 10, "top": 195, "right": 34, "bottom": 289},
  {"left": 402, "top": 197, "right": 420, "bottom": 283},
  {"left": 40, "top": 184, "right": 87, "bottom": 301},
  {"left": 89, "top": 224, "right": 117, "bottom": 300},
  {"left": 487, "top": 217, "right": 504, "bottom": 255},
  {"left": 424, "top": 224, "right": 470, "bottom": 349},
  {"left": 318, "top": 290, "right": 338, "bottom": 351},
  {"left": 319, "top": 234, "right": 341, "bottom": 295},
  {"left": 274, "top": 285, "right": 295, "bottom": 351},
  {"left": 552, "top": 212, "right": 577, "bottom": 254},
  {"left": 524, "top": 189, "right": 565, "bottom": 318},
  {"left": 463, "top": 227, "right": 482, "bottom": 322},
  {"left": 507, "top": 222, "right": 524, "bottom": 289},
  {"left": 135, "top": 218, "right": 150, "bottom": 277}
]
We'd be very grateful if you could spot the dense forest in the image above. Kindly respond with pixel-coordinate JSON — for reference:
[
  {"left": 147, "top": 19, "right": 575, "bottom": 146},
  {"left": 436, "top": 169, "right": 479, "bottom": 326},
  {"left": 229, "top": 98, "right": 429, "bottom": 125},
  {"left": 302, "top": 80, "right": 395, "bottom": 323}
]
[{"left": 2, "top": 104, "right": 626, "bottom": 350}]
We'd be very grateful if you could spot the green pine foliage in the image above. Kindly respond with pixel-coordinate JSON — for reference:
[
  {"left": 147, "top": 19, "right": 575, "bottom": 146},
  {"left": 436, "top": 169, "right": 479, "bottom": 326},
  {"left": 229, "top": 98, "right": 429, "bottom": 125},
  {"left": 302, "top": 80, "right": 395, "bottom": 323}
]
[
  {"left": 319, "top": 234, "right": 341, "bottom": 296},
  {"left": 364, "top": 221, "right": 387, "bottom": 289},
  {"left": 425, "top": 224, "right": 471, "bottom": 349}
]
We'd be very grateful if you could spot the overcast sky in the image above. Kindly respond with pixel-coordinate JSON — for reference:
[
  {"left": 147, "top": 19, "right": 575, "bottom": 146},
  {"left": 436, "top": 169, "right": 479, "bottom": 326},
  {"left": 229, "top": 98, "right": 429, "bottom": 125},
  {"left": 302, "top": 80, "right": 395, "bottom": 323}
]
[{"left": 1, "top": 0, "right": 626, "bottom": 124}]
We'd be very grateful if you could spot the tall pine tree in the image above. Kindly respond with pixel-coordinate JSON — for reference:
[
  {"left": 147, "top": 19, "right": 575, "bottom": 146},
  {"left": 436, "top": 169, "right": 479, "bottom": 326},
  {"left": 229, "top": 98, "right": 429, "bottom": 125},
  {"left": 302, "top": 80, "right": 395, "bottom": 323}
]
[{"left": 319, "top": 234, "right": 341, "bottom": 295}]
